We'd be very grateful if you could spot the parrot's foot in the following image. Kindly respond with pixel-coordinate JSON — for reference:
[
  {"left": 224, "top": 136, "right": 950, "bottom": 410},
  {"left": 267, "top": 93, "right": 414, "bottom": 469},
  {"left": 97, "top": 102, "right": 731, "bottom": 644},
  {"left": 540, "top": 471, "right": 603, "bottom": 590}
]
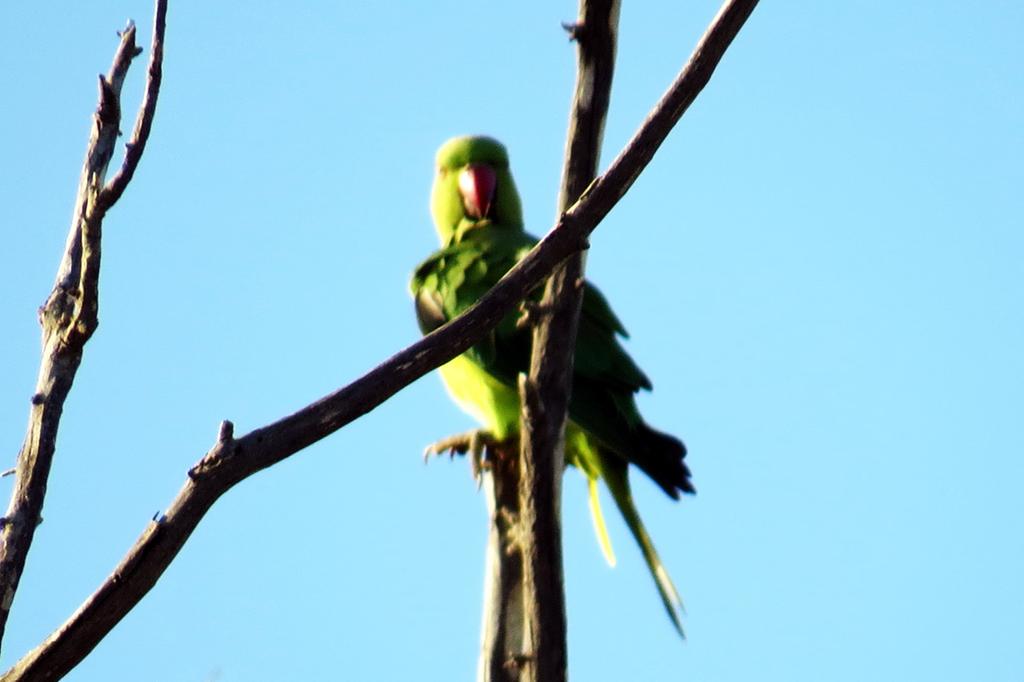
[{"left": 423, "top": 429, "right": 499, "bottom": 483}]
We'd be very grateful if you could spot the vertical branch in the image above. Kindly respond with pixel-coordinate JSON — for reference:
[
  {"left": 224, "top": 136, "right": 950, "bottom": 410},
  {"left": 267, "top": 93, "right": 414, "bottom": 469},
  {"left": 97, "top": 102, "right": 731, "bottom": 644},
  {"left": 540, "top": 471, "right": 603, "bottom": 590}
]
[
  {"left": 0, "top": 0, "right": 167, "bottom": 654},
  {"left": 478, "top": 2, "right": 621, "bottom": 681},
  {"left": 483, "top": 0, "right": 758, "bottom": 678},
  {"left": 517, "top": 2, "right": 620, "bottom": 680}
]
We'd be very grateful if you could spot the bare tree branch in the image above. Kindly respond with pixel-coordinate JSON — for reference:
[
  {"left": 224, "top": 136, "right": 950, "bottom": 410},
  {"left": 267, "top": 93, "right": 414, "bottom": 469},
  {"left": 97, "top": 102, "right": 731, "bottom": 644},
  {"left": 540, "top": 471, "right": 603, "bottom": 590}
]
[
  {"left": 526, "top": 0, "right": 619, "bottom": 668},
  {"left": 100, "top": 0, "right": 167, "bottom": 210},
  {"left": 2, "top": 0, "right": 757, "bottom": 678},
  {"left": 509, "top": 1, "right": 620, "bottom": 680},
  {"left": 0, "top": 0, "right": 167, "bottom": 656}
]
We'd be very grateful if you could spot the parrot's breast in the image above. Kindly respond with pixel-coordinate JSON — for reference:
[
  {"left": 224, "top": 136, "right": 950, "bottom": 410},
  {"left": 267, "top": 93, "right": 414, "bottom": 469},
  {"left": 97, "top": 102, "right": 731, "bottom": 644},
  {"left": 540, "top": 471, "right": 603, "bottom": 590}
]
[{"left": 438, "top": 355, "right": 520, "bottom": 440}]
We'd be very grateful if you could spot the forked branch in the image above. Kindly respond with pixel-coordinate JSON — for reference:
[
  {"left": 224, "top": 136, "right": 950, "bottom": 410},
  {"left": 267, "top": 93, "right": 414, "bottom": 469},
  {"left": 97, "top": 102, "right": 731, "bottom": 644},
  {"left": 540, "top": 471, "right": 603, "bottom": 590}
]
[{"left": 0, "top": 0, "right": 167, "bottom": 659}]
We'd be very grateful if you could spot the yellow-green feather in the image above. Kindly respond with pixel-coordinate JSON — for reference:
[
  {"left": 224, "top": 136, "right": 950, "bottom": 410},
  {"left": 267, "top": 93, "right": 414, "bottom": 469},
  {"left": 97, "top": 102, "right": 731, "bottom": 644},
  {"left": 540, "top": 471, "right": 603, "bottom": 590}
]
[{"left": 437, "top": 355, "right": 520, "bottom": 441}]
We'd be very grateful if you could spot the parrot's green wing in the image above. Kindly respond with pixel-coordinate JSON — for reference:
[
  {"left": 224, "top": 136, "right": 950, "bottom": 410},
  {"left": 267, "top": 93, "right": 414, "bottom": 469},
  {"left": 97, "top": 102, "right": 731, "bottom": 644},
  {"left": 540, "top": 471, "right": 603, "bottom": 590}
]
[
  {"left": 412, "top": 227, "right": 534, "bottom": 372},
  {"left": 461, "top": 247, "right": 693, "bottom": 499}
]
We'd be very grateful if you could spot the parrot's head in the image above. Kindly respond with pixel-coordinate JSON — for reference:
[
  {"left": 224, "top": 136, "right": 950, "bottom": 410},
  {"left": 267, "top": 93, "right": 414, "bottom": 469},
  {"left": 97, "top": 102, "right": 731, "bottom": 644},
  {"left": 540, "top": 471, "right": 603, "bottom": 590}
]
[{"left": 431, "top": 135, "right": 524, "bottom": 245}]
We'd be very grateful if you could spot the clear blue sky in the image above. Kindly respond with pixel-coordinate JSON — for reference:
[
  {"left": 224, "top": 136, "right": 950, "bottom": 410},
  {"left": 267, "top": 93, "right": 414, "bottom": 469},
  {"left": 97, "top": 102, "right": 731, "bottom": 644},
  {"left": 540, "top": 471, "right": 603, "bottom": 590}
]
[{"left": 2, "top": 2, "right": 1022, "bottom": 680}]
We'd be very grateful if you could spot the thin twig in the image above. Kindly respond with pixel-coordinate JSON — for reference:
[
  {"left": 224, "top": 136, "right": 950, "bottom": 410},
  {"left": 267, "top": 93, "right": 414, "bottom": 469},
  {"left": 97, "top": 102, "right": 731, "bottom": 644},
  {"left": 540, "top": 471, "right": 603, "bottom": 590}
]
[
  {"left": 0, "top": 0, "right": 167, "bottom": 658},
  {"left": 100, "top": 0, "right": 167, "bottom": 210},
  {"left": 2, "top": 1, "right": 757, "bottom": 678}
]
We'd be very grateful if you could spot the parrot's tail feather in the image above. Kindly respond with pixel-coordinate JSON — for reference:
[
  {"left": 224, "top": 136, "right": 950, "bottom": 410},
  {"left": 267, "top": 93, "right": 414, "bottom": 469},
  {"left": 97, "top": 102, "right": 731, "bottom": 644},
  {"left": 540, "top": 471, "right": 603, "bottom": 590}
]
[
  {"left": 654, "top": 564, "right": 684, "bottom": 615},
  {"left": 587, "top": 477, "right": 617, "bottom": 567},
  {"left": 603, "top": 455, "right": 686, "bottom": 638},
  {"left": 632, "top": 515, "right": 685, "bottom": 637}
]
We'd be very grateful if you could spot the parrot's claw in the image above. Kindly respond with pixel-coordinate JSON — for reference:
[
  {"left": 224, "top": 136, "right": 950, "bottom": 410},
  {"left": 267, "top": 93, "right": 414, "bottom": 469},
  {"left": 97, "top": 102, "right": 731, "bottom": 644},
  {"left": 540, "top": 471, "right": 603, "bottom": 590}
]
[{"left": 423, "top": 429, "right": 496, "bottom": 484}]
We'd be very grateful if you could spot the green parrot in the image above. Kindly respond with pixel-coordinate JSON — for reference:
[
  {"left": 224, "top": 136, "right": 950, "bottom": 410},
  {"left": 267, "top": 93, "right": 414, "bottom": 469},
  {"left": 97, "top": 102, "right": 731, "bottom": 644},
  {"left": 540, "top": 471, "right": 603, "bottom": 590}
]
[{"left": 411, "top": 135, "right": 693, "bottom": 634}]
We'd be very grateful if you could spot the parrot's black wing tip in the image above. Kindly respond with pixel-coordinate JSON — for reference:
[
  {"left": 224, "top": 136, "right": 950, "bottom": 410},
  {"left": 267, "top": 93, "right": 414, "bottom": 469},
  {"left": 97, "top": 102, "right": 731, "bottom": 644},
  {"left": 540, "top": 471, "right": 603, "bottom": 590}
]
[{"left": 645, "top": 429, "right": 694, "bottom": 499}]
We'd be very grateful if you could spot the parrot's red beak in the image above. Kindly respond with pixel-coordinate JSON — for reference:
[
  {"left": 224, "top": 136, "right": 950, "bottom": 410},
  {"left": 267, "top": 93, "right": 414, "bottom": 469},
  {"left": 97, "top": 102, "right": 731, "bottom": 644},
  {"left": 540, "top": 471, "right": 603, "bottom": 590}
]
[{"left": 458, "top": 163, "right": 497, "bottom": 219}]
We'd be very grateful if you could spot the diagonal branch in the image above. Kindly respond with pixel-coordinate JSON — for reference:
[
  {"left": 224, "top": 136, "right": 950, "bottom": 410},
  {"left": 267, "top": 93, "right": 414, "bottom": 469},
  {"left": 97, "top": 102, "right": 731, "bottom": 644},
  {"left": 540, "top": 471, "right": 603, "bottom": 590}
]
[
  {"left": 2, "top": 1, "right": 757, "bottom": 678},
  {"left": 0, "top": 0, "right": 167, "bottom": 657},
  {"left": 574, "top": 0, "right": 758, "bottom": 222}
]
